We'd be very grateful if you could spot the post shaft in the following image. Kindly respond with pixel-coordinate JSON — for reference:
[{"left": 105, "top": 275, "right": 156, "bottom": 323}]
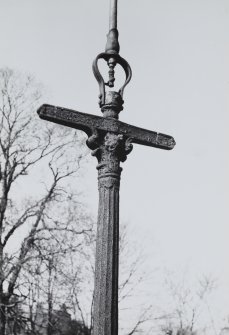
[
  {"left": 91, "top": 132, "right": 122, "bottom": 335},
  {"left": 93, "top": 160, "right": 120, "bottom": 335},
  {"left": 89, "top": 126, "right": 132, "bottom": 335}
]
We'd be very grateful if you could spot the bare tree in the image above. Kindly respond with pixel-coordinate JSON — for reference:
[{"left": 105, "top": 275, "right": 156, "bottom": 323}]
[
  {"left": 158, "top": 272, "right": 217, "bottom": 335},
  {"left": 20, "top": 221, "right": 153, "bottom": 335},
  {"left": 0, "top": 67, "right": 88, "bottom": 334},
  {"left": 15, "top": 194, "right": 94, "bottom": 335}
]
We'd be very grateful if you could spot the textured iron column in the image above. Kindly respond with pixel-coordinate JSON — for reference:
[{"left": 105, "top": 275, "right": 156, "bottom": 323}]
[
  {"left": 87, "top": 94, "right": 133, "bottom": 335},
  {"left": 93, "top": 134, "right": 121, "bottom": 335}
]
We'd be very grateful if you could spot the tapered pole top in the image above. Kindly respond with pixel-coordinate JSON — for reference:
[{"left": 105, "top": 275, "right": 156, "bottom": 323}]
[
  {"left": 106, "top": 0, "right": 119, "bottom": 54},
  {"left": 109, "top": 0, "right": 118, "bottom": 30}
]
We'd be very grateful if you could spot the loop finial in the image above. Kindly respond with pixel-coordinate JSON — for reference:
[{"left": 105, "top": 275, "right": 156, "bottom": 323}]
[
  {"left": 92, "top": 0, "right": 132, "bottom": 113},
  {"left": 92, "top": 53, "right": 132, "bottom": 111}
]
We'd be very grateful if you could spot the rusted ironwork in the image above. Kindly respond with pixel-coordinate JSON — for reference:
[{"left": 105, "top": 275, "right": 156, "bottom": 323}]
[
  {"left": 38, "top": 104, "right": 175, "bottom": 150},
  {"left": 92, "top": 53, "right": 132, "bottom": 107},
  {"left": 37, "top": 1, "right": 176, "bottom": 334},
  {"left": 102, "top": 0, "right": 120, "bottom": 87}
]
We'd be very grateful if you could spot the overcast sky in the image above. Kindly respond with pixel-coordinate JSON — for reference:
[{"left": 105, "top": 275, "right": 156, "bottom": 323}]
[{"left": 0, "top": 0, "right": 228, "bottom": 333}]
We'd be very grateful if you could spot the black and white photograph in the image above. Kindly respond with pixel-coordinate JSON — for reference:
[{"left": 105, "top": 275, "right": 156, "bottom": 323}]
[{"left": 0, "top": 1, "right": 228, "bottom": 334}]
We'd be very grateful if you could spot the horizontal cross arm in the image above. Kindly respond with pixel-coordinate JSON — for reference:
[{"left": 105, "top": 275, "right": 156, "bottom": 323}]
[
  {"left": 117, "top": 120, "right": 175, "bottom": 150},
  {"left": 37, "top": 104, "right": 101, "bottom": 137},
  {"left": 37, "top": 104, "right": 175, "bottom": 150}
]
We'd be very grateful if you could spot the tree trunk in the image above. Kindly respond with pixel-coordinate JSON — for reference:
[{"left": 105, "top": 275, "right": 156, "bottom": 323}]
[
  {"left": 0, "top": 241, "right": 7, "bottom": 335},
  {"left": 47, "top": 259, "right": 53, "bottom": 335},
  {"left": 0, "top": 296, "right": 7, "bottom": 335}
]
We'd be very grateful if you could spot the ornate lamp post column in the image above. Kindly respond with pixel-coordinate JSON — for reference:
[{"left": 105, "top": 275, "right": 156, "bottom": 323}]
[
  {"left": 37, "top": 1, "right": 176, "bottom": 334},
  {"left": 88, "top": 116, "right": 133, "bottom": 335}
]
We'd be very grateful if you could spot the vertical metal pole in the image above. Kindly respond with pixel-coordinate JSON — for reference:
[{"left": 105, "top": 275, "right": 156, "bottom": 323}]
[
  {"left": 92, "top": 1, "right": 128, "bottom": 334},
  {"left": 109, "top": 0, "right": 118, "bottom": 30},
  {"left": 91, "top": 95, "right": 131, "bottom": 335},
  {"left": 92, "top": 132, "right": 121, "bottom": 335},
  {"left": 106, "top": 0, "right": 120, "bottom": 82}
]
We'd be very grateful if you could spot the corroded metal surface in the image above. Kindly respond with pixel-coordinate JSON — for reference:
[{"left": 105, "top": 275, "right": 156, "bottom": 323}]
[
  {"left": 87, "top": 131, "right": 132, "bottom": 335},
  {"left": 37, "top": 104, "right": 175, "bottom": 150},
  {"left": 92, "top": 53, "right": 132, "bottom": 106}
]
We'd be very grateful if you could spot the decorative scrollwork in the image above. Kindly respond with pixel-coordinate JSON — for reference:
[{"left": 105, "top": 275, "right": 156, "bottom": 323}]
[
  {"left": 92, "top": 52, "right": 132, "bottom": 108},
  {"left": 86, "top": 128, "right": 100, "bottom": 150},
  {"left": 124, "top": 137, "right": 133, "bottom": 156},
  {"left": 86, "top": 131, "right": 133, "bottom": 184},
  {"left": 104, "top": 133, "right": 123, "bottom": 152}
]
